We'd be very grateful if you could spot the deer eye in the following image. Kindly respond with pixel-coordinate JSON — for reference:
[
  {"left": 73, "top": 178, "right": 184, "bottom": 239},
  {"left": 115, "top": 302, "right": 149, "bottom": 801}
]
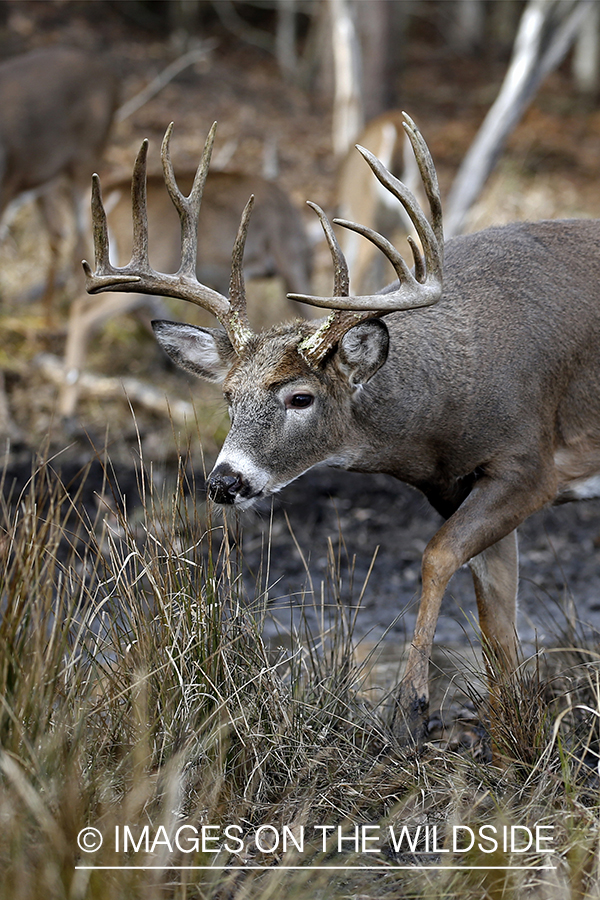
[{"left": 285, "top": 392, "right": 314, "bottom": 410}]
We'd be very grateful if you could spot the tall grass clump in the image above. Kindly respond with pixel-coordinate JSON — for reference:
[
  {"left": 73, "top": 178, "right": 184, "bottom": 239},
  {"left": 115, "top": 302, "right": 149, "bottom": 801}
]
[{"left": 0, "top": 443, "right": 600, "bottom": 899}]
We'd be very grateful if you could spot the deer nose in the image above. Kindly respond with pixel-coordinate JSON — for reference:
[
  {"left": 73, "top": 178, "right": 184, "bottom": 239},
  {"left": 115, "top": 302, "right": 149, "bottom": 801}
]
[{"left": 207, "top": 468, "right": 244, "bottom": 504}]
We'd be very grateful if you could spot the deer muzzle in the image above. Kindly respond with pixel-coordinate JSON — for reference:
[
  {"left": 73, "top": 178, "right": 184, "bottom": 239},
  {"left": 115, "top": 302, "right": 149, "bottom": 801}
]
[{"left": 207, "top": 466, "right": 245, "bottom": 504}]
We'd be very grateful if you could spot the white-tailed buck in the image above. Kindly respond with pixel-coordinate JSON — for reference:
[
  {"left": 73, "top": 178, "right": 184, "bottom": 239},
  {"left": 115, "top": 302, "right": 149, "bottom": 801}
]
[
  {"left": 84, "top": 116, "right": 600, "bottom": 744},
  {"left": 0, "top": 45, "right": 118, "bottom": 306}
]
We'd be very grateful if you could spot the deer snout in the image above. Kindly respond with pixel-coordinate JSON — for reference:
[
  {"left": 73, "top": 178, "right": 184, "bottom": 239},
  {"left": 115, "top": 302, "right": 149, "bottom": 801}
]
[{"left": 207, "top": 466, "right": 245, "bottom": 504}]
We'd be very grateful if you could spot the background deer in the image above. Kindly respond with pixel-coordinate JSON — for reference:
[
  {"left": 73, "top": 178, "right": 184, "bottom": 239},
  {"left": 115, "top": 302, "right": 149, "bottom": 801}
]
[
  {"left": 83, "top": 116, "right": 600, "bottom": 744},
  {"left": 0, "top": 45, "right": 118, "bottom": 306},
  {"left": 60, "top": 167, "right": 312, "bottom": 417},
  {"left": 0, "top": 45, "right": 117, "bottom": 439}
]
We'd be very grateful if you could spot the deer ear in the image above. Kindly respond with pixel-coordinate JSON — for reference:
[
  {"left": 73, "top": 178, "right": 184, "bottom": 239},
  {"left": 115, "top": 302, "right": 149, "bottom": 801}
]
[
  {"left": 336, "top": 319, "right": 389, "bottom": 386},
  {"left": 151, "top": 321, "right": 236, "bottom": 383}
]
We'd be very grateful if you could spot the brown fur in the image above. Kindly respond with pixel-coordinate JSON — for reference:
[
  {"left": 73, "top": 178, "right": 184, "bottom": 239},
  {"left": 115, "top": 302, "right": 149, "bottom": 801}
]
[{"left": 0, "top": 46, "right": 118, "bottom": 298}]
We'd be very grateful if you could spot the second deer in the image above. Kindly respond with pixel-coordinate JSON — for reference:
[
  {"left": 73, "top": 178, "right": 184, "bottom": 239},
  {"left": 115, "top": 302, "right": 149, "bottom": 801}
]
[
  {"left": 0, "top": 45, "right": 117, "bottom": 439},
  {"left": 0, "top": 45, "right": 118, "bottom": 306}
]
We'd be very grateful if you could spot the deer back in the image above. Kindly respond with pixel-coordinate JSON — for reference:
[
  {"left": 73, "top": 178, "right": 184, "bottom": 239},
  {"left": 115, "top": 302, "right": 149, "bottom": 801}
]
[{"left": 0, "top": 46, "right": 118, "bottom": 211}]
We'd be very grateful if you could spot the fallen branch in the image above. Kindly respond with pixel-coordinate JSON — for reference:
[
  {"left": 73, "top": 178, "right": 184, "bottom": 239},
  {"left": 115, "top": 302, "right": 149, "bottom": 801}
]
[{"left": 36, "top": 353, "right": 195, "bottom": 424}]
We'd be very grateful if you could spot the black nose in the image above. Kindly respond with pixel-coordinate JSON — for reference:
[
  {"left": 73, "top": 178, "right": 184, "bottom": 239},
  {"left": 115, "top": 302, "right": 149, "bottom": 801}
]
[{"left": 207, "top": 468, "right": 244, "bottom": 504}]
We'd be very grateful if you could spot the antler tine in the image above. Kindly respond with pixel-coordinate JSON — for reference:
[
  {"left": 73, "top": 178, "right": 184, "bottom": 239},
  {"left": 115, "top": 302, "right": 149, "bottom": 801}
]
[
  {"left": 88, "top": 174, "right": 110, "bottom": 272},
  {"left": 355, "top": 113, "right": 443, "bottom": 282},
  {"left": 346, "top": 143, "right": 441, "bottom": 285},
  {"left": 306, "top": 201, "right": 349, "bottom": 297},
  {"left": 83, "top": 138, "right": 155, "bottom": 288},
  {"left": 82, "top": 164, "right": 143, "bottom": 289},
  {"left": 228, "top": 194, "right": 254, "bottom": 336},
  {"left": 161, "top": 121, "right": 214, "bottom": 279},
  {"left": 130, "top": 137, "right": 151, "bottom": 270},
  {"left": 288, "top": 113, "right": 443, "bottom": 315},
  {"left": 331, "top": 210, "right": 416, "bottom": 287},
  {"left": 403, "top": 111, "right": 443, "bottom": 263},
  {"left": 297, "top": 202, "right": 383, "bottom": 367}
]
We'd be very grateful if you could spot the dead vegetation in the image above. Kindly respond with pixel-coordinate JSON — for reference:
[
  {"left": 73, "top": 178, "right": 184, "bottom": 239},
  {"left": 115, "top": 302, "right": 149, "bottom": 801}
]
[{"left": 0, "top": 440, "right": 600, "bottom": 899}]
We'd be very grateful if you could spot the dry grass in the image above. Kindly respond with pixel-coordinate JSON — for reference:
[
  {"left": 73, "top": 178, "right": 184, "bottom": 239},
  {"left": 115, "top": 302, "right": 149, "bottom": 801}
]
[{"left": 0, "top": 439, "right": 599, "bottom": 899}]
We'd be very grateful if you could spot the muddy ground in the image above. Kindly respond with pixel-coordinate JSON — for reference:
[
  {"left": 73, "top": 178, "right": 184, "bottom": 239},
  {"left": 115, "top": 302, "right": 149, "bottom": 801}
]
[
  {"left": 2, "top": 1, "right": 600, "bottom": 673},
  {"left": 239, "top": 468, "right": 600, "bottom": 654}
]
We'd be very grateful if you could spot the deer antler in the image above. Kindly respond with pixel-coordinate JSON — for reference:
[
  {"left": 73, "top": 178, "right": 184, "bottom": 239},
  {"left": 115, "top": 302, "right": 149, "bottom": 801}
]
[
  {"left": 292, "top": 113, "right": 444, "bottom": 366},
  {"left": 82, "top": 122, "right": 254, "bottom": 355}
]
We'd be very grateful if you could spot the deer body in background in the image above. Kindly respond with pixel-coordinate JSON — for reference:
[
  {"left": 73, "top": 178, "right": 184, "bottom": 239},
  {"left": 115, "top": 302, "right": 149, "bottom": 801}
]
[
  {"left": 0, "top": 46, "right": 118, "bottom": 307},
  {"left": 95, "top": 168, "right": 312, "bottom": 298},
  {"left": 83, "top": 117, "right": 600, "bottom": 746},
  {"left": 61, "top": 168, "right": 312, "bottom": 417}
]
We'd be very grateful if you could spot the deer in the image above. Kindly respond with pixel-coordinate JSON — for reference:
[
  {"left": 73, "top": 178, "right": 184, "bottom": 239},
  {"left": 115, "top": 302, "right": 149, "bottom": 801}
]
[
  {"left": 82, "top": 114, "right": 600, "bottom": 747},
  {"left": 0, "top": 45, "right": 118, "bottom": 440},
  {"left": 0, "top": 45, "right": 118, "bottom": 309}
]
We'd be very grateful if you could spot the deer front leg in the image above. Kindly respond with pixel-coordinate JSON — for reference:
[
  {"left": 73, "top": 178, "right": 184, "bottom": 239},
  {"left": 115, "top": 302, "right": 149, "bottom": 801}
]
[
  {"left": 393, "top": 468, "right": 555, "bottom": 746},
  {"left": 61, "top": 293, "right": 130, "bottom": 419},
  {"left": 37, "top": 190, "right": 64, "bottom": 324}
]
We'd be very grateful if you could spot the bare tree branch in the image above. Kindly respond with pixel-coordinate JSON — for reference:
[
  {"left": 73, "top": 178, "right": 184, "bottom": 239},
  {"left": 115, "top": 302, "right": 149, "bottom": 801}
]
[
  {"left": 330, "top": 0, "right": 364, "bottom": 157},
  {"left": 444, "top": 0, "right": 594, "bottom": 238}
]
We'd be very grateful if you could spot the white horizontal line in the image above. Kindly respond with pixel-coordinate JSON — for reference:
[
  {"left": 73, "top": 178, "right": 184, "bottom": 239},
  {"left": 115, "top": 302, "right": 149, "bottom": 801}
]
[{"left": 75, "top": 865, "right": 557, "bottom": 871}]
